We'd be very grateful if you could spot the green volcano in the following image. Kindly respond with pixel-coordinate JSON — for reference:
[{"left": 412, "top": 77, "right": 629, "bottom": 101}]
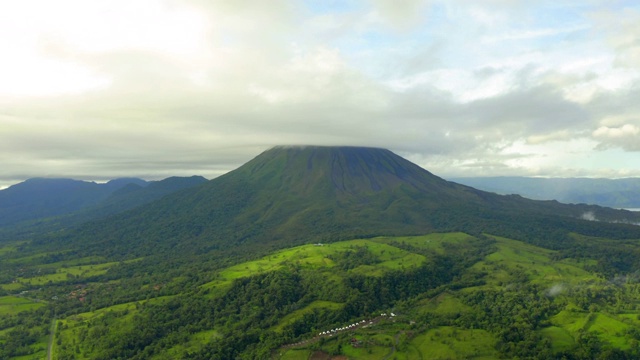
[{"left": 37, "top": 146, "right": 640, "bottom": 260}]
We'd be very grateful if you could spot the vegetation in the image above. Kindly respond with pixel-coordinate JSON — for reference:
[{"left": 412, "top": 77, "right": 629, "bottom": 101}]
[
  {"left": 2, "top": 146, "right": 640, "bottom": 359},
  {"left": 3, "top": 232, "right": 640, "bottom": 359},
  {"left": 0, "top": 176, "right": 206, "bottom": 242}
]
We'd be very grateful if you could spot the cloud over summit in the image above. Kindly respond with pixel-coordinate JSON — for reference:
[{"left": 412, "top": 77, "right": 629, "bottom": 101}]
[{"left": 1, "top": 0, "right": 640, "bottom": 187}]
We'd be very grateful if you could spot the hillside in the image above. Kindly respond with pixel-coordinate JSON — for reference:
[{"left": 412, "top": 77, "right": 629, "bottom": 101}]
[
  {"left": 0, "top": 177, "right": 147, "bottom": 227},
  {"left": 451, "top": 176, "right": 640, "bottom": 209},
  {"left": 57, "top": 175, "right": 208, "bottom": 224},
  {"left": 2, "top": 146, "right": 640, "bottom": 359},
  {"left": 0, "top": 176, "right": 207, "bottom": 241}
]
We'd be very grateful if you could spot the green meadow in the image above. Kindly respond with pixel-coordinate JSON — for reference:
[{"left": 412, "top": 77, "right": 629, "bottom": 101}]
[
  {"left": 0, "top": 296, "right": 44, "bottom": 315},
  {"left": 467, "top": 235, "right": 599, "bottom": 289},
  {"left": 17, "top": 263, "right": 112, "bottom": 285},
  {"left": 201, "top": 237, "right": 430, "bottom": 296},
  {"left": 409, "top": 327, "right": 497, "bottom": 359},
  {"left": 5, "top": 258, "right": 143, "bottom": 288},
  {"left": 540, "top": 326, "right": 575, "bottom": 351},
  {"left": 417, "top": 292, "right": 472, "bottom": 316},
  {"left": 278, "top": 348, "right": 312, "bottom": 360}
]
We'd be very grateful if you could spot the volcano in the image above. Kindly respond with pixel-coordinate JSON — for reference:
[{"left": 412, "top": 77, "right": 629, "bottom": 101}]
[{"left": 40, "top": 146, "right": 640, "bottom": 258}]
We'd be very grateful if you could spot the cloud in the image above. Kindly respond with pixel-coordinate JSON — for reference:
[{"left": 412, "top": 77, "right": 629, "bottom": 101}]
[
  {"left": 593, "top": 124, "right": 640, "bottom": 151},
  {"left": 369, "top": 0, "right": 431, "bottom": 30},
  {"left": 594, "top": 124, "right": 640, "bottom": 138},
  {"left": 591, "top": 7, "right": 640, "bottom": 68},
  {"left": 482, "top": 25, "right": 590, "bottom": 43},
  {"left": 2, "top": 0, "right": 640, "bottom": 188},
  {"left": 546, "top": 283, "right": 566, "bottom": 297},
  {"left": 465, "top": 84, "right": 592, "bottom": 135},
  {"left": 526, "top": 131, "right": 573, "bottom": 145}
]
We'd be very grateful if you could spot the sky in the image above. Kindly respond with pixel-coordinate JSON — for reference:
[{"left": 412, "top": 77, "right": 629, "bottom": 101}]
[{"left": 2, "top": 0, "right": 640, "bottom": 188}]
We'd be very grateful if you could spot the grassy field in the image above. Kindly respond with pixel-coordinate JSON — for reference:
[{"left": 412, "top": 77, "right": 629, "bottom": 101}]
[
  {"left": 151, "top": 329, "right": 221, "bottom": 360},
  {"left": 410, "top": 327, "right": 497, "bottom": 359},
  {"left": 0, "top": 296, "right": 45, "bottom": 315},
  {"left": 215, "top": 236, "right": 440, "bottom": 280},
  {"left": 551, "top": 309, "right": 592, "bottom": 333},
  {"left": 340, "top": 339, "right": 391, "bottom": 359},
  {"left": 619, "top": 313, "right": 640, "bottom": 325},
  {"left": 4, "top": 258, "right": 142, "bottom": 288},
  {"left": 0, "top": 283, "right": 24, "bottom": 291},
  {"left": 540, "top": 326, "right": 575, "bottom": 352},
  {"left": 467, "top": 235, "right": 598, "bottom": 289},
  {"left": 17, "top": 263, "right": 113, "bottom": 285},
  {"left": 277, "top": 348, "right": 312, "bottom": 359},
  {"left": 416, "top": 292, "right": 473, "bottom": 316},
  {"left": 201, "top": 237, "right": 434, "bottom": 296},
  {"left": 588, "top": 313, "right": 631, "bottom": 348}
]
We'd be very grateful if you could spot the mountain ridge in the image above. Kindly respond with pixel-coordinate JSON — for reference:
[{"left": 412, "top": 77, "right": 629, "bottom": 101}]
[
  {"left": 0, "top": 176, "right": 207, "bottom": 238},
  {"left": 0, "top": 177, "right": 147, "bottom": 227},
  {"left": 451, "top": 176, "right": 640, "bottom": 208}
]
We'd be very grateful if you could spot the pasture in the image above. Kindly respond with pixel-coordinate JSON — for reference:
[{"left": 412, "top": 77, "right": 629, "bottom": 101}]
[{"left": 0, "top": 296, "right": 44, "bottom": 315}]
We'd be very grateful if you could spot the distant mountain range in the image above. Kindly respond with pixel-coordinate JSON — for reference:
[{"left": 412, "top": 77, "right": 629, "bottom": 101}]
[
  {"left": 449, "top": 177, "right": 640, "bottom": 209},
  {"left": 0, "top": 176, "right": 207, "bottom": 230}
]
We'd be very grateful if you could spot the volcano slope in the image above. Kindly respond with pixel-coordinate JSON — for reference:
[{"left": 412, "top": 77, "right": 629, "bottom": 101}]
[{"left": 2, "top": 146, "right": 640, "bottom": 359}]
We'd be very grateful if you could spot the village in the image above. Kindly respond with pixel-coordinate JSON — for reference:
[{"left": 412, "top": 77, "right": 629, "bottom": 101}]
[
  {"left": 317, "top": 313, "right": 397, "bottom": 337},
  {"left": 280, "top": 312, "right": 399, "bottom": 350}
]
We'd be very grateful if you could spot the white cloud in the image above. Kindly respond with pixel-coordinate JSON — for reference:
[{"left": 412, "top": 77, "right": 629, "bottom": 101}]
[
  {"left": 2, "top": 0, "right": 640, "bottom": 187},
  {"left": 387, "top": 67, "right": 516, "bottom": 102},
  {"left": 593, "top": 124, "right": 640, "bottom": 151},
  {"left": 0, "top": 0, "right": 210, "bottom": 97},
  {"left": 482, "top": 25, "right": 589, "bottom": 43},
  {"left": 592, "top": 7, "right": 640, "bottom": 68},
  {"left": 594, "top": 124, "right": 640, "bottom": 138}
]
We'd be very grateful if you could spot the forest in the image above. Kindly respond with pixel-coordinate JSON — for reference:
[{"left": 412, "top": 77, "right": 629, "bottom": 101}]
[{"left": 3, "top": 231, "right": 640, "bottom": 359}]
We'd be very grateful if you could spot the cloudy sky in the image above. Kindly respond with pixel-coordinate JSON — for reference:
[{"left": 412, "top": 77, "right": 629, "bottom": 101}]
[{"left": 2, "top": 0, "right": 640, "bottom": 188}]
